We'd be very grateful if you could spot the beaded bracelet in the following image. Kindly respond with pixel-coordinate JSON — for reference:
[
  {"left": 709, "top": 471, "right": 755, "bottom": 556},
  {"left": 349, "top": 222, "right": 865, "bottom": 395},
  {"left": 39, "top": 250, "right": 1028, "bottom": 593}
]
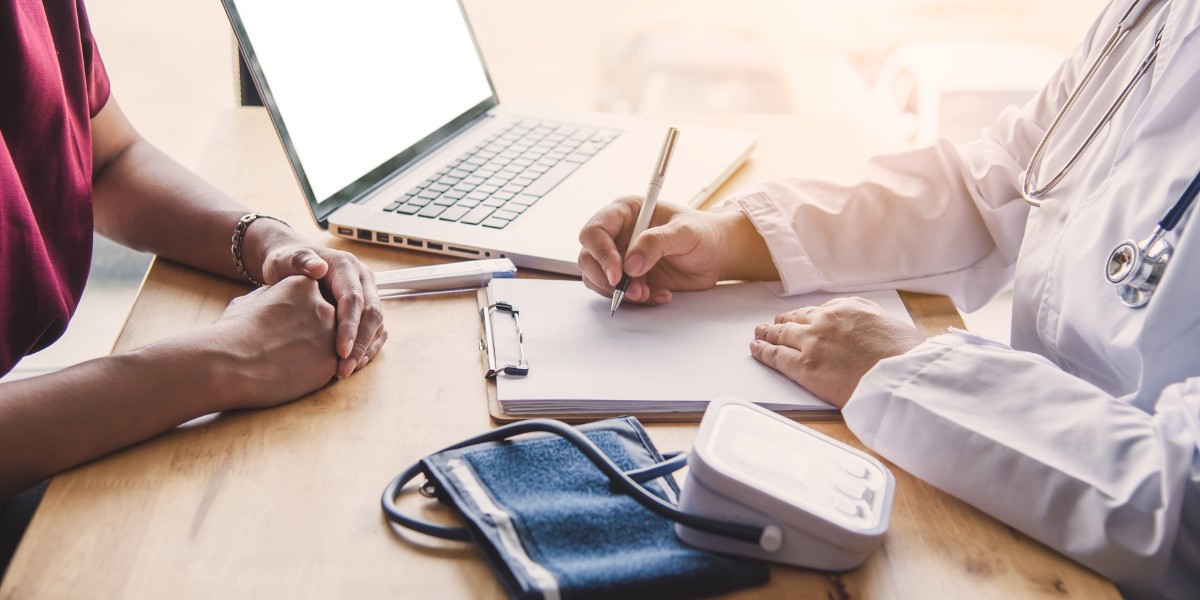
[{"left": 230, "top": 213, "right": 291, "bottom": 286}]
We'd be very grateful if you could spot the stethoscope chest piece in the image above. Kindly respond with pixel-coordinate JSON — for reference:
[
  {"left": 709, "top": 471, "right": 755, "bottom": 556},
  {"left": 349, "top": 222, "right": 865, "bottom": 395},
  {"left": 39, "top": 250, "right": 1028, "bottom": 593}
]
[{"left": 1106, "top": 234, "right": 1173, "bottom": 307}]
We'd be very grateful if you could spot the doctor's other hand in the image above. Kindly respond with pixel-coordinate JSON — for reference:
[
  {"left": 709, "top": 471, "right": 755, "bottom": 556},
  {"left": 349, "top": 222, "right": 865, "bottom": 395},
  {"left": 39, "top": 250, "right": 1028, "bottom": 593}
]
[
  {"left": 750, "top": 297, "right": 926, "bottom": 408},
  {"left": 577, "top": 196, "right": 778, "bottom": 305},
  {"left": 259, "top": 241, "right": 385, "bottom": 379},
  {"left": 208, "top": 276, "right": 347, "bottom": 410}
]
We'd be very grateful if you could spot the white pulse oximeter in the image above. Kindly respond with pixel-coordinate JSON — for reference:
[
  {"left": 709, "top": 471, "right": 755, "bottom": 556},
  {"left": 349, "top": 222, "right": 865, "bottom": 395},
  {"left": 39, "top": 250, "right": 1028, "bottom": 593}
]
[{"left": 676, "top": 397, "right": 896, "bottom": 571}]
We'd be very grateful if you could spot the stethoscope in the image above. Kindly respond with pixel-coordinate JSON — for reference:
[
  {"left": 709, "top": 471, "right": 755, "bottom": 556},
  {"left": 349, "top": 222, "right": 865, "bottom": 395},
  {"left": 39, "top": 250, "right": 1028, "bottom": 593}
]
[{"left": 1021, "top": 0, "right": 1198, "bottom": 308}]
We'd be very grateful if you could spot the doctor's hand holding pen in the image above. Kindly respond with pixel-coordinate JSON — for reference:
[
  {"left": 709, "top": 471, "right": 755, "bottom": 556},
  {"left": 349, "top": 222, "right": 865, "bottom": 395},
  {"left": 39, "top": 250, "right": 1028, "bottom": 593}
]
[
  {"left": 577, "top": 197, "right": 778, "bottom": 304},
  {"left": 577, "top": 197, "right": 926, "bottom": 407}
]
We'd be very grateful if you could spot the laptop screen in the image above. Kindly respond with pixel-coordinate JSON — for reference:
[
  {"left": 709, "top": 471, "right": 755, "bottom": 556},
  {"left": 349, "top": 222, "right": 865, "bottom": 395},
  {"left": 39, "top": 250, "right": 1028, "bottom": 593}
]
[{"left": 225, "top": 0, "right": 497, "bottom": 224}]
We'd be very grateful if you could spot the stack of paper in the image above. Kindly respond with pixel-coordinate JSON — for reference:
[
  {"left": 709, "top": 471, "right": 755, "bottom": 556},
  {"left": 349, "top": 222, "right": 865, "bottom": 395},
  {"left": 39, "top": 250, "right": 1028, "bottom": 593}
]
[{"left": 485, "top": 279, "right": 911, "bottom": 416}]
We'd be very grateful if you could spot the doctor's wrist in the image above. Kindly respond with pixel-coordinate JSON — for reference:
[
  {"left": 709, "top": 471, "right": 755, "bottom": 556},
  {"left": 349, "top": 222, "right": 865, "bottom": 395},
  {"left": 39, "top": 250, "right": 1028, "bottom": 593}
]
[{"left": 717, "top": 211, "right": 779, "bottom": 282}]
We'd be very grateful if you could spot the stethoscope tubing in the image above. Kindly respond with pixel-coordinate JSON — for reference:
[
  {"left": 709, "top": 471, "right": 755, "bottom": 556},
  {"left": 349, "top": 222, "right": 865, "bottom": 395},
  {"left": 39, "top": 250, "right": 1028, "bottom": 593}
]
[
  {"left": 1022, "top": 15, "right": 1162, "bottom": 206},
  {"left": 1161, "top": 168, "right": 1200, "bottom": 231}
]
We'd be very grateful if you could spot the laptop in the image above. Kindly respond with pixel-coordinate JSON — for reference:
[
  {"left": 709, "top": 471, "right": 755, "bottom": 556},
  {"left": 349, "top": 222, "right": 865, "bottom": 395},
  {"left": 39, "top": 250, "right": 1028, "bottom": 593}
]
[{"left": 223, "top": 0, "right": 757, "bottom": 275}]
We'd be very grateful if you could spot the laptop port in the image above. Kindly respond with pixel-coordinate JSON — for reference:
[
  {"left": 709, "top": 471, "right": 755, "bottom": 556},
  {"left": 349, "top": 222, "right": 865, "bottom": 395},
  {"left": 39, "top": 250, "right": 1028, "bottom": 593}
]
[
  {"left": 337, "top": 227, "right": 353, "bottom": 236},
  {"left": 376, "top": 232, "right": 389, "bottom": 243},
  {"left": 448, "top": 246, "right": 480, "bottom": 255},
  {"left": 407, "top": 239, "right": 423, "bottom": 247},
  {"left": 357, "top": 229, "right": 373, "bottom": 241},
  {"left": 427, "top": 242, "right": 444, "bottom": 251}
]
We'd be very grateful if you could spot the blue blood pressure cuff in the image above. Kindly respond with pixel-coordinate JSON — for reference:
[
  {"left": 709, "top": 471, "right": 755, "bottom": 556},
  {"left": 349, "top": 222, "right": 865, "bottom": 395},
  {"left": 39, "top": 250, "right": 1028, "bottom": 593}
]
[{"left": 384, "top": 417, "right": 769, "bottom": 599}]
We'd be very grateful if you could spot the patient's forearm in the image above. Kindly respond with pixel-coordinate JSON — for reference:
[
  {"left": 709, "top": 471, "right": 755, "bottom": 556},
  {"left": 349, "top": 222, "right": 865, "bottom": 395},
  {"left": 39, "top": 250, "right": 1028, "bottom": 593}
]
[{"left": 0, "top": 329, "right": 237, "bottom": 498}]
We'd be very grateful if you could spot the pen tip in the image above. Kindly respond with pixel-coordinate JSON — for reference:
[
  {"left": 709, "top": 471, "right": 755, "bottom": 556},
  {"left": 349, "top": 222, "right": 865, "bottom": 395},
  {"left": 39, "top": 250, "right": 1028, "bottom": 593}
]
[{"left": 610, "top": 289, "right": 624, "bottom": 316}]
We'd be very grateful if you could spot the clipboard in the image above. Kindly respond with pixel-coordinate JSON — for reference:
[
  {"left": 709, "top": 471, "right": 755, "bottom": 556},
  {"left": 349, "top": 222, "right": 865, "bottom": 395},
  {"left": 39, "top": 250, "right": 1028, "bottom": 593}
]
[{"left": 475, "top": 286, "right": 846, "bottom": 424}]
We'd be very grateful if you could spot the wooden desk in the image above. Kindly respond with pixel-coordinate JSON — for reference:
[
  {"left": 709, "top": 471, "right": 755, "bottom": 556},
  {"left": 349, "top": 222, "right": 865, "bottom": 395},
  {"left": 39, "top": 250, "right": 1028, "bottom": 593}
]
[{"left": 1, "top": 109, "right": 1117, "bottom": 599}]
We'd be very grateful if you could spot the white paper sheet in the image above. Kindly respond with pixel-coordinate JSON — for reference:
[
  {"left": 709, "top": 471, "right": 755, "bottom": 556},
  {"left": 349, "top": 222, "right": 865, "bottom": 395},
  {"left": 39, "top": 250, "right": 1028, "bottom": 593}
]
[{"left": 485, "top": 279, "right": 913, "bottom": 414}]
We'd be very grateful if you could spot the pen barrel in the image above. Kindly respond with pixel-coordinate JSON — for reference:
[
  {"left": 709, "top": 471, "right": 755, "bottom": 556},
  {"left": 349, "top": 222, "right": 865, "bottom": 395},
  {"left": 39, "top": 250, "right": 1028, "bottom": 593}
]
[
  {"left": 613, "top": 127, "right": 677, "bottom": 316},
  {"left": 630, "top": 179, "right": 664, "bottom": 240}
]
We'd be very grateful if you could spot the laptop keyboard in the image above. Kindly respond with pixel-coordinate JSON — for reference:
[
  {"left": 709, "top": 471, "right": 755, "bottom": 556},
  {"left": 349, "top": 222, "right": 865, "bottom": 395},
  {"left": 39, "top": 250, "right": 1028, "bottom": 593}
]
[{"left": 382, "top": 118, "right": 620, "bottom": 229}]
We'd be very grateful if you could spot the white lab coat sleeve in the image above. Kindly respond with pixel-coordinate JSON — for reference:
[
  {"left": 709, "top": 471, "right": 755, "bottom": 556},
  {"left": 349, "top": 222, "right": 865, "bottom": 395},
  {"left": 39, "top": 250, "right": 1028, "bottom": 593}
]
[
  {"left": 843, "top": 331, "right": 1200, "bottom": 599},
  {"left": 710, "top": 4, "right": 1120, "bottom": 312}
]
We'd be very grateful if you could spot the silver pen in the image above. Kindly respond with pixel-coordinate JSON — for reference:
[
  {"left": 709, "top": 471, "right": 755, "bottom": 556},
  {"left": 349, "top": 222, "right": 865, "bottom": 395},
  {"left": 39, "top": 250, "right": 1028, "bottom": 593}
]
[{"left": 611, "top": 127, "right": 680, "bottom": 316}]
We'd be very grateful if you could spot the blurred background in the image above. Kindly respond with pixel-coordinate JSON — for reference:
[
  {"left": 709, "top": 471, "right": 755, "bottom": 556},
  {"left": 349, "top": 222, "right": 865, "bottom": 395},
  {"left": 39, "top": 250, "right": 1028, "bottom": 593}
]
[{"left": 5, "top": 0, "right": 1106, "bottom": 381}]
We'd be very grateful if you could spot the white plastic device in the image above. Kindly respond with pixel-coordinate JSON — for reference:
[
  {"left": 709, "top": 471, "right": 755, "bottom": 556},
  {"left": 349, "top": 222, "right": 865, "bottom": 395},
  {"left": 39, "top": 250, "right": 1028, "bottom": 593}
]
[
  {"left": 676, "top": 396, "right": 895, "bottom": 571},
  {"left": 375, "top": 258, "right": 516, "bottom": 295}
]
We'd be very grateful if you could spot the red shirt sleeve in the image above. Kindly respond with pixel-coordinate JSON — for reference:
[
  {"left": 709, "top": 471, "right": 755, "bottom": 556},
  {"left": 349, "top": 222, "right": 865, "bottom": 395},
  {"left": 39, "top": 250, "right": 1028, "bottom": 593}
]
[
  {"left": 0, "top": 0, "right": 111, "bottom": 375},
  {"left": 78, "top": 0, "right": 110, "bottom": 118}
]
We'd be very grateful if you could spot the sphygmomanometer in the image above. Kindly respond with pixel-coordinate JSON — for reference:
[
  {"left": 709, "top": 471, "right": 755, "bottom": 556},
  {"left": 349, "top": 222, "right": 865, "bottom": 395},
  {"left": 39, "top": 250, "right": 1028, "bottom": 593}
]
[{"left": 381, "top": 397, "right": 895, "bottom": 597}]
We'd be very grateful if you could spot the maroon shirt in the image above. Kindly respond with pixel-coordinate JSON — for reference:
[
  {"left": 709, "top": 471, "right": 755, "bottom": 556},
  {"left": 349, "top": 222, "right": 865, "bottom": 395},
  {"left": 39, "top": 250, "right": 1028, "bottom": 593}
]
[{"left": 0, "top": 0, "right": 110, "bottom": 375}]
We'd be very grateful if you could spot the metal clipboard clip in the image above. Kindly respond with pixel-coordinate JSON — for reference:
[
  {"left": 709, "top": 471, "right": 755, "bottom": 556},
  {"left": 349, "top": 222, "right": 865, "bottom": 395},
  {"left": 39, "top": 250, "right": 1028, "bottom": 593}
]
[{"left": 479, "top": 301, "right": 529, "bottom": 378}]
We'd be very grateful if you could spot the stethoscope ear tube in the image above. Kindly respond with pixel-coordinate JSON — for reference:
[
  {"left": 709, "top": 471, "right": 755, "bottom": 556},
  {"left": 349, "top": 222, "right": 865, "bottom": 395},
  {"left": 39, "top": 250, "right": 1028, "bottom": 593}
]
[{"left": 1022, "top": 18, "right": 1162, "bottom": 207}]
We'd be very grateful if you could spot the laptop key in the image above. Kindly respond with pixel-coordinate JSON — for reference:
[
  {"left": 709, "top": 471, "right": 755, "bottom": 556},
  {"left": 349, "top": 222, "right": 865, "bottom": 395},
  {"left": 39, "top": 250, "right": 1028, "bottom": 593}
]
[
  {"left": 523, "top": 160, "right": 581, "bottom": 197},
  {"left": 481, "top": 217, "right": 511, "bottom": 229},
  {"left": 511, "top": 194, "right": 538, "bottom": 207},
  {"left": 461, "top": 205, "right": 497, "bottom": 225},
  {"left": 482, "top": 197, "right": 506, "bottom": 208},
  {"left": 418, "top": 204, "right": 447, "bottom": 218},
  {"left": 491, "top": 209, "right": 520, "bottom": 221},
  {"left": 407, "top": 196, "right": 432, "bottom": 207},
  {"left": 569, "top": 127, "right": 598, "bottom": 141},
  {"left": 439, "top": 206, "right": 470, "bottom": 222},
  {"left": 383, "top": 201, "right": 403, "bottom": 212},
  {"left": 432, "top": 196, "right": 457, "bottom": 207},
  {"left": 395, "top": 203, "right": 422, "bottom": 215}
]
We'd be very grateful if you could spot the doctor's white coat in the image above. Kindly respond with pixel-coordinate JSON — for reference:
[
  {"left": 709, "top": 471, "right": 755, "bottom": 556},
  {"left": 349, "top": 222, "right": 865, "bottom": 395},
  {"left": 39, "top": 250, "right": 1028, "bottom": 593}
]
[{"left": 717, "top": 1, "right": 1200, "bottom": 597}]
